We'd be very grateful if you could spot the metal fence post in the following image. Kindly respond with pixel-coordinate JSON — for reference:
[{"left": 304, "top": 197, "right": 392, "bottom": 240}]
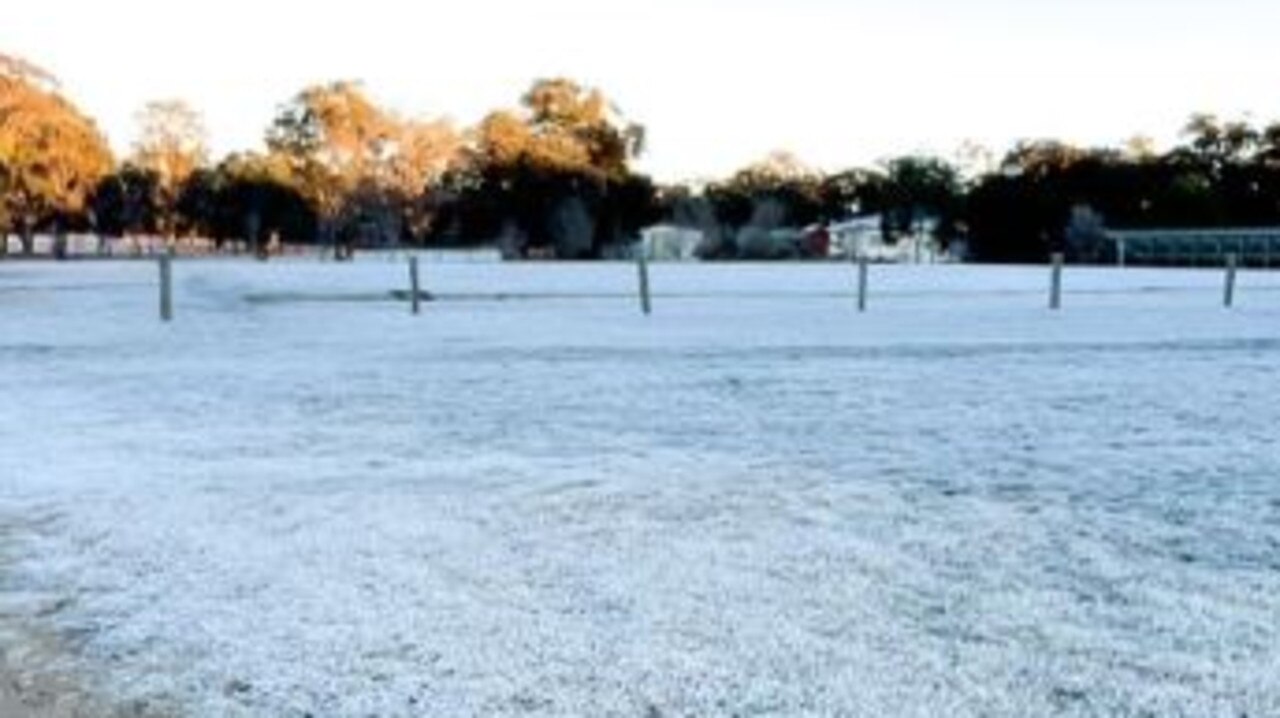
[
  {"left": 857, "top": 256, "right": 868, "bottom": 312},
  {"left": 1224, "top": 253, "right": 1238, "bottom": 308},
  {"left": 159, "top": 253, "right": 173, "bottom": 322},
  {"left": 1049, "top": 252, "right": 1063, "bottom": 310},
  {"left": 409, "top": 256, "right": 421, "bottom": 315},
  {"left": 637, "top": 245, "right": 652, "bottom": 316}
]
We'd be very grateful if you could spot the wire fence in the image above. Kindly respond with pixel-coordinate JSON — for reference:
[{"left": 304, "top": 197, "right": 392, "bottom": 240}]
[{"left": 4, "top": 251, "right": 1279, "bottom": 324}]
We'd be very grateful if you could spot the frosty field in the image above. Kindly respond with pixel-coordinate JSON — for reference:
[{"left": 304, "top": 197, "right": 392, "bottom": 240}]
[{"left": 1, "top": 259, "right": 1279, "bottom": 717}]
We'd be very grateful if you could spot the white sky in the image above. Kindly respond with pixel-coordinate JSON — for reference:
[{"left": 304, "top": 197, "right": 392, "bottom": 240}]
[{"left": 3, "top": 0, "right": 1279, "bottom": 181}]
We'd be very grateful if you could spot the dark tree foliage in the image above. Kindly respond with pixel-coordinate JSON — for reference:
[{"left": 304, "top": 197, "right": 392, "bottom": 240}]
[
  {"left": 701, "top": 157, "right": 850, "bottom": 238},
  {"left": 431, "top": 161, "right": 659, "bottom": 257},
  {"left": 964, "top": 117, "right": 1280, "bottom": 262},
  {"left": 91, "top": 165, "right": 163, "bottom": 237},
  {"left": 427, "top": 79, "right": 659, "bottom": 257},
  {"left": 175, "top": 160, "right": 316, "bottom": 248},
  {"left": 881, "top": 156, "right": 963, "bottom": 244}
]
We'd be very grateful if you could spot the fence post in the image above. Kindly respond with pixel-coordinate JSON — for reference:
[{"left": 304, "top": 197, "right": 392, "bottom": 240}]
[
  {"left": 159, "top": 253, "right": 173, "bottom": 322},
  {"left": 637, "top": 245, "right": 652, "bottom": 316},
  {"left": 1224, "top": 253, "right": 1238, "bottom": 308},
  {"left": 1049, "top": 252, "right": 1063, "bottom": 310},
  {"left": 409, "top": 256, "right": 421, "bottom": 315},
  {"left": 857, "top": 256, "right": 868, "bottom": 312}
]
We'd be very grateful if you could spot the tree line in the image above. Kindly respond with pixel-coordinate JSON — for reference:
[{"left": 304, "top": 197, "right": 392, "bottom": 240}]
[
  {"left": 1, "top": 53, "right": 657, "bottom": 259},
  {"left": 5, "top": 49, "right": 1280, "bottom": 262}
]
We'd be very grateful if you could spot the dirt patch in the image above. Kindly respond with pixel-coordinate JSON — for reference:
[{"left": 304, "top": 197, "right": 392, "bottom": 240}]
[
  {"left": 0, "top": 623, "right": 145, "bottom": 718},
  {"left": 0, "top": 521, "right": 174, "bottom": 718}
]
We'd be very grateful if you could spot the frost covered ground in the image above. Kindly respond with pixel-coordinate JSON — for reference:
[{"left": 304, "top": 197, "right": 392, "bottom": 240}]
[{"left": 1, "top": 259, "right": 1279, "bottom": 717}]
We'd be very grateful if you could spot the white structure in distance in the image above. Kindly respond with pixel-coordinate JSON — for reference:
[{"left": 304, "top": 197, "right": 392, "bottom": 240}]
[{"left": 827, "top": 215, "right": 949, "bottom": 263}]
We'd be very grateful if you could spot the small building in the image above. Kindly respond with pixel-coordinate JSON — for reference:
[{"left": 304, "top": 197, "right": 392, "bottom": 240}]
[
  {"left": 638, "top": 225, "right": 706, "bottom": 261},
  {"left": 800, "top": 225, "right": 831, "bottom": 258},
  {"left": 827, "top": 216, "right": 881, "bottom": 258},
  {"left": 828, "top": 215, "right": 946, "bottom": 263}
]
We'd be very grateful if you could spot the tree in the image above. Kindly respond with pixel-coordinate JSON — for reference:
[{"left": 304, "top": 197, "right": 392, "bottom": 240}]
[
  {"left": 958, "top": 124, "right": 1280, "bottom": 263},
  {"left": 518, "top": 77, "right": 644, "bottom": 179},
  {"left": 953, "top": 140, "right": 997, "bottom": 181},
  {"left": 436, "top": 78, "right": 655, "bottom": 257},
  {"left": 820, "top": 168, "right": 888, "bottom": 219},
  {"left": 267, "top": 81, "right": 393, "bottom": 255},
  {"left": 881, "top": 155, "right": 962, "bottom": 244},
  {"left": 473, "top": 110, "right": 532, "bottom": 168},
  {"left": 1179, "top": 114, "right": 1261, "bottom": 176},
  {"left": 380, "top": 117, "right": 462, "bottom": 242},
  {"left": 967, "top": 144, "right": 1124, "bottom": 262},
  {"left": 999, "top": 140, "right": 1090, "bottom": 180},
  {"left": 204, "top": 152, "right": 315, "bottom": 252},
  {"left": 267, "top": 81, "right": 460, "bottom": 253},
  {"left": 174, "top": 167, "right": 222, "bottom": 241},
  {"left": 1123, "top": 135, "right": 1158, "bottom": 161},
  {"left": 133, "top": 100, "right": 208, "bottom": 191},
  {"left": 0, "top": 52, "right": 113, "bottom": 255},
  {"left": 132, "top": 99, "right": 209, "bottom": 237},
  {"left": 467, "top": 77, "right": 644, "bottom": 182},
  {"left": 91, "top": 164, "right": 163, "bottom": 238},
  {"left": 738, "top": 151, "right": 815, "bottom": 184},
  {"left": 1260, "top": 123, "right": 1280, "bottom": 168},
  {"left": 709, "top": 152, "right": 825, "bottom": 229}
]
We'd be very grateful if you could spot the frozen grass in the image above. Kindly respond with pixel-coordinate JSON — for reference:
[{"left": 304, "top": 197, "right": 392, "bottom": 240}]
[{"left": 1, "top": 259, "right": 1279, "bottom": 716}]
